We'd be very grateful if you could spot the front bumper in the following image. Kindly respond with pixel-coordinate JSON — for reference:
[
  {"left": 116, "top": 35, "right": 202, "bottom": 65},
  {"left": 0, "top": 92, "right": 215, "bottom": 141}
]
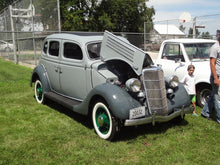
[{"left": 124, "top": 106, "right": 194, "bottom": 126}]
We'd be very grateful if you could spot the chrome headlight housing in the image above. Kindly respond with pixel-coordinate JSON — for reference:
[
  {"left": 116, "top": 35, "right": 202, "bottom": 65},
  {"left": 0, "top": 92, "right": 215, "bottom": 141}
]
[
  {"left": 125, "top": 78, "right": 141, "bottom": 92},
  {"left": 168, "top": 75, "right": 179, "bottom": 88}
]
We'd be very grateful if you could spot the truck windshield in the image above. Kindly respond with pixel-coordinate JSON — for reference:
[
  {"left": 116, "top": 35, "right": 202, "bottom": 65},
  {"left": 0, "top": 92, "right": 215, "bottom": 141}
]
[{"left": 184, "top": 43, "right": 215, "bottom": 61}]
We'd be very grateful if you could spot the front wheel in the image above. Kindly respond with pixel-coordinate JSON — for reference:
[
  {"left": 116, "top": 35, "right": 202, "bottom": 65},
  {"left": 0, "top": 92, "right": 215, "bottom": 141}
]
[
  {"left": 34, "top": 79, "right": 45, "bottom": 104},
  {"left": 92, "top": 101, "right": 119, "bottom": 141},
  {"left": 196, "top": 85, "right": 212, "bottom": 108}
]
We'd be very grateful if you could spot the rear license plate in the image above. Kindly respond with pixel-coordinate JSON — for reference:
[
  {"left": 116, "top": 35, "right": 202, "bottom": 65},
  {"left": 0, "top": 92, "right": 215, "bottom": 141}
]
[{"left": 129, "top": 106, "right": 145, "bottom": 119}]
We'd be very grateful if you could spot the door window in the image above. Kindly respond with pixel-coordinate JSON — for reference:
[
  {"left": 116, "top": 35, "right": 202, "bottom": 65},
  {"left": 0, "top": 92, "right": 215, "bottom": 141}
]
[{"left": 63, "top": 42, "right": 83, "bottom": 60}]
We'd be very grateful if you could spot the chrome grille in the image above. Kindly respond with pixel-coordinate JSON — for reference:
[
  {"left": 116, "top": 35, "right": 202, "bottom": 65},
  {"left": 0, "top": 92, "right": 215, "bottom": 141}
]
[{"left": 142, "top": 67, "right": 168, "bottom": 116}]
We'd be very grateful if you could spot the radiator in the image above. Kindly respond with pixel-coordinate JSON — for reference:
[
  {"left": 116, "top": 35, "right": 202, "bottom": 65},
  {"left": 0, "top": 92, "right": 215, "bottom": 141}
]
[{"left": 142, "top": 67, "right": 168, "bottom": 116}]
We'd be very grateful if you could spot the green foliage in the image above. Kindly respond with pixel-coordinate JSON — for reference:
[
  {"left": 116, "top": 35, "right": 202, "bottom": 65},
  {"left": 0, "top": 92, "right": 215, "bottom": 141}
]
[
  {"left": 0, "top": 0, "right": 14, "bottom": 11},
  {"left": 201, "top": 31, "right": 213, "bottom": 39},
  {"left": 60, "top": 0, "right": 155, "bottom": 32},
  {"left": 1, "top": 57, "right": 220, "bottom": 164},
  {"left": 188, "top": 27, "right": 200, "bottom": 38}
]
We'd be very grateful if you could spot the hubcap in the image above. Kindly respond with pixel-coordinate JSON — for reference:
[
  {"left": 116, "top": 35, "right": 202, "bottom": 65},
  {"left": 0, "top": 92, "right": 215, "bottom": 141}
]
[
  {"left": 200, "top": 89, "right": 211, "bottom": 105},
  {"left": 36, "top": 83, "right": 43, "bottom": 100},
  {"left": 96, "top": 107, "right": 110, "bottom": 134}
]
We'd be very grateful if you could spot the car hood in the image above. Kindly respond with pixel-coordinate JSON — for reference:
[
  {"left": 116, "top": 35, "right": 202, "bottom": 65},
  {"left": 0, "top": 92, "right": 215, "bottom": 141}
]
[{"left": 100, "top": 30, "right": 153, "bottom": 76}]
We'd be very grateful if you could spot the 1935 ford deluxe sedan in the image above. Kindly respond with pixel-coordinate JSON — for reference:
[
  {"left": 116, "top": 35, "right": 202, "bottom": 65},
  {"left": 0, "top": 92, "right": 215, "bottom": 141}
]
[{"left": 30, "top": 30, "right": 193, "bottom": 140}]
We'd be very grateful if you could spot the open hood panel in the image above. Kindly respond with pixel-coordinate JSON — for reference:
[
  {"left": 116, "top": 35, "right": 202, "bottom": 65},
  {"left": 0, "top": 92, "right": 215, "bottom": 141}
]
[{"left": 100, "top": 30, "right": 152, "bottom": 76}]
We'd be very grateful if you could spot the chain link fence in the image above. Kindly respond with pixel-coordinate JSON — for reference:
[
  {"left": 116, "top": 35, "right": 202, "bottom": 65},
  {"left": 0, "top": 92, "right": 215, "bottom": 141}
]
[
  {"left": 0, "top": 0, "right": 59, "bottom": 66},
  {"left": 0, "top": 0, "right": 219, "bottom": 67}
]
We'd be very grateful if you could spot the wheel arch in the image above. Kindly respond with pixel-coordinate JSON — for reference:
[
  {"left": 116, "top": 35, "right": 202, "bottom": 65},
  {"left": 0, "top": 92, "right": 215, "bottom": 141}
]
[
  {"left": 196, "top": 82, "right": 212, "bottom": 91},
  {"left": 30, "top": 64, "right": 51, "bottom": 94}
]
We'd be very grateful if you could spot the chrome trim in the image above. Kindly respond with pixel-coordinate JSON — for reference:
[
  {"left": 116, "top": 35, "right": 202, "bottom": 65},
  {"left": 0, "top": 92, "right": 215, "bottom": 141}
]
[{"left": 124, "top": 106, "right": 194, "bottom": 126}]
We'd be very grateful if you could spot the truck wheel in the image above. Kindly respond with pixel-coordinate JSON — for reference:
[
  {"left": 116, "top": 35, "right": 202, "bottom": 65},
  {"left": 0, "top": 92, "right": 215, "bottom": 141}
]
[
  {"left": 197, "top": 85, "right": 211, "bottom": 108},
  {"left": 34, "top": 79, "right": 45, "bottom": 104},
  {"left": 92, "top": 101, "right": 118, "bottom": 141}
]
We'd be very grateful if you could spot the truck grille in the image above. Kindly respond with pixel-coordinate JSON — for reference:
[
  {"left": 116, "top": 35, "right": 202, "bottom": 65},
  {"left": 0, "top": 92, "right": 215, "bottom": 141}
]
[{"left": 142, "top": 67, "right": 168, "bottom": 116}]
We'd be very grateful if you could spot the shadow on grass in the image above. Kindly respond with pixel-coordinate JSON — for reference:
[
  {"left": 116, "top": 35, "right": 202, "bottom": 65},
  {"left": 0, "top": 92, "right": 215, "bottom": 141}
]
[
  {"left": 116, "top": 119, "right": 189, "bottom": 142},
  {"left": 45, "top": 99, "right": 189, "bottom": 141},
  {"left": 45, "top": 99, "right": 93, "bottom": 129}
]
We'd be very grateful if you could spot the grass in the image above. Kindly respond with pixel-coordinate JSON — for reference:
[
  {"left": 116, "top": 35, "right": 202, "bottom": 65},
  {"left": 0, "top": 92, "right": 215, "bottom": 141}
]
[{"left": 0, "top": 57, "right": 220, "bottom": 165}]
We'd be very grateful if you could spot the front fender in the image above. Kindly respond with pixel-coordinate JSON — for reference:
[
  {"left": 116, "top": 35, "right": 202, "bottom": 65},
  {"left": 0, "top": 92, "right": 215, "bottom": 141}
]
[
  {"left": 167, "top": 83, "right": 191, "bottom": 113},
  {"left": 30, "top": 64, "right": 51, "bottom": 94},
  {"left": 74, "top": 83, "right": 142, "bottom": 119}
]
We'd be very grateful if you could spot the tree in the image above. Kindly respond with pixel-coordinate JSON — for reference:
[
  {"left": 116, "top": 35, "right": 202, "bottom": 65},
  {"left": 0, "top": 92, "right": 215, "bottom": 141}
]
[
  {"left": 60, "top": 0, "right": 155, "bottom": 32},
  {"left": 0, "top": 0, "right": 14, "bottom": 11},
  {"left": 179, "top": 25, "right": 186, "bottom": 33},
  {"left": 201, "top": 31, "right": 213, "bottom": 39},
  {"left": 188, "top": 27, "right": 200, "bottom": 38},
  {"left": 60, "top": 0, "right": 99, "bottom": 31}
]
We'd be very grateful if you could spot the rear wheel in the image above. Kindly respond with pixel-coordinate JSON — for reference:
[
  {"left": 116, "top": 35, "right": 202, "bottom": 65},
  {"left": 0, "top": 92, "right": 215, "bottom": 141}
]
[
  {"left": 34, "top": 79, "right": 45, "bottom": 104},
  {"left": 92, "top": 101, "right": 119, "bottom": 141}
]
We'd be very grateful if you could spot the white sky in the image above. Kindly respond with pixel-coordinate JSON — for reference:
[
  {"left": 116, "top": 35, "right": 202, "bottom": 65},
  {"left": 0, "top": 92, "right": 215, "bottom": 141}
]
[{"left": 146, "top": 0, "right": 220, "bottom": 35}]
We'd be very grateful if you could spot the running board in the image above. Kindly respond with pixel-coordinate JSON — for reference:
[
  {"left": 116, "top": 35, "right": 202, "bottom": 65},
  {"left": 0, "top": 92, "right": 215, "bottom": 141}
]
[{"left": 45, "top": 92, "right": 81, "bottom": 110}]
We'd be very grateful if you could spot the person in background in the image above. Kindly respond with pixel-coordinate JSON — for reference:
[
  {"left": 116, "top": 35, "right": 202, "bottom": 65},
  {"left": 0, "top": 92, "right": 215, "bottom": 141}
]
[
  {"left": 201, "top": 33, "right": 220, "bottom": 124},
  {"left": 181, "top": 64, "right": 198, "bottom": 116}
]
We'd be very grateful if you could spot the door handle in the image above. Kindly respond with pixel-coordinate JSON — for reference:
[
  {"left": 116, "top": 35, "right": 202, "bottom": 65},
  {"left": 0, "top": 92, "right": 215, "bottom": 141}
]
[{"left": 55, "top": 67, "right": 58, "bottom": 72}]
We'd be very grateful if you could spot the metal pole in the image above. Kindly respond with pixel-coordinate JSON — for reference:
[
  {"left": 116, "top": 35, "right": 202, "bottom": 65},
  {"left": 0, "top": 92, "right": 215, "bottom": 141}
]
[
  {"left": 193, "top": 17, "right": 196, "bottom": 38},
  {"left": 30, "top": 0, "right": 37, "bottom": 65},
  {"left": 9, "top": 5, "right": 17, "bottom": 64},
  {"left": 144, "top": 22, "right": 146, "bottom": 51},
  {"left": 57, "top": 0, "right": 61, "bottom": 32}
]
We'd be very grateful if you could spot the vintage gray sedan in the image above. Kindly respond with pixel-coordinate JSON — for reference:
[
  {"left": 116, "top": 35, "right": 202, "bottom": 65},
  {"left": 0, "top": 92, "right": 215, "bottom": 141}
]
[{"left": 30, "top": 31, "right": 193, "bottom": 140}]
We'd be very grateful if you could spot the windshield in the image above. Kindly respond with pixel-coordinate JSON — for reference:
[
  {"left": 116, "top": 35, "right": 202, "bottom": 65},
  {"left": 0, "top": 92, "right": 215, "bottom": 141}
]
[
  {"left": 184, "top": 43, "right": 215, "bottom": 61},
  {"left": 87, "top": 42, "right": 101, "bottom": 59}
]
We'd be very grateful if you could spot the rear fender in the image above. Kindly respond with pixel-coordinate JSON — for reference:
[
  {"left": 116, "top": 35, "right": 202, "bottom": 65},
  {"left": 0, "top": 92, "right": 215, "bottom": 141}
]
[{"left": 30, "top": 64, "right": 51, "bottom": 94}]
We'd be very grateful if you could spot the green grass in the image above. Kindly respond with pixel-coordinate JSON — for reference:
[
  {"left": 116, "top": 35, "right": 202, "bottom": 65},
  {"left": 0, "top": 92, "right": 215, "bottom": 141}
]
[{"left": 0, "top": 57, "right": 220, "bottom": 165}]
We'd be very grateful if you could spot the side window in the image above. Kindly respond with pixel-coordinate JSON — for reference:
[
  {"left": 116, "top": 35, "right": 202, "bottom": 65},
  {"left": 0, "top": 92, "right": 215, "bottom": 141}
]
[
  {"left": 49, "top": 41, "right": 59, "bottom": 57},
  {"left": 162, "top": 44, "right": 184, "bottom": 62},
  {"left": 43, "top": 41, "right": 48, "bottom": 54},
  {"left": 63, "top": 42, "right": 83, "bottom": 60},
  {"left": 87, "top": 42, "right": 101, "bottom": 59}
]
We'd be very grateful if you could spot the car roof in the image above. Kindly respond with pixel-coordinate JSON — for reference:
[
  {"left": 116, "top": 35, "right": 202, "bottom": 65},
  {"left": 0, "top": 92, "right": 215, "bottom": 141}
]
[
  {"left": 45, "top": 33, "right": 103, "bottom": 44},
  {"left": 163, "top": 38, "right": 217, "bottom": 44}
]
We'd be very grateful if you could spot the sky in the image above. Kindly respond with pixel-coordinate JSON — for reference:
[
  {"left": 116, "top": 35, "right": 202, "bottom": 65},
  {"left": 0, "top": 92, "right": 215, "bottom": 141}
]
[{"left": 146, "top": 0, "right": 220, "bottom": 35}]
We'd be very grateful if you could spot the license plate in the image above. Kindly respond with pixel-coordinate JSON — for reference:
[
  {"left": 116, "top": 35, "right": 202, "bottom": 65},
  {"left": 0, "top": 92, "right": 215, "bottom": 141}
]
[{"left": 129, "top": 106, "right": 145, "bottom": 119}]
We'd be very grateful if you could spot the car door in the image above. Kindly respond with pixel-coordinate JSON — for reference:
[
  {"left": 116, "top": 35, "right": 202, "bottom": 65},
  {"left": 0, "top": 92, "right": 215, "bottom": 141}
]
[
  {"left": 156, "top": 43, "right": 188, "bottom": 79},
  {"left": 59, "top": 40, "right": 87, "bottom": 100},
  {"left": 43, "top": 40, "right": 61, "bottom": 92}
]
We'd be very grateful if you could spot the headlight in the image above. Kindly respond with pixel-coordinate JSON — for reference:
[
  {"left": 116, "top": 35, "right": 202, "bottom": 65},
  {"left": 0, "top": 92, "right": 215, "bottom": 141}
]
[
  {"left": 168, "top": 75, "right": 179, "bottom": 88},
  {"left": 125, "top": 78, "right": 141, "bottom": 92}
]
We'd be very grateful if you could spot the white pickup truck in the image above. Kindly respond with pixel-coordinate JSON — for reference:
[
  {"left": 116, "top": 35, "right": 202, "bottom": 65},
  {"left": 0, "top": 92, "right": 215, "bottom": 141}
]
[{"left": 154, "top": 38, "right": 217, "bottom": 107}]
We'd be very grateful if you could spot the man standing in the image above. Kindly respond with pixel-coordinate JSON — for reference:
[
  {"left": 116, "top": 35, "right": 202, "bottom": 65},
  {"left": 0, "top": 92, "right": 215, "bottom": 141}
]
[{"left": 201, "top": 33, "right": 220, "bottom": 124}]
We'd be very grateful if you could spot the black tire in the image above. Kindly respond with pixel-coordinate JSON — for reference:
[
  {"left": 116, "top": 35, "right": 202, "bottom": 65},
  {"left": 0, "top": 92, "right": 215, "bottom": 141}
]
[
  {"left": 92, "top": 101, "right": 119, "bottom": 141},
  {"left": 34, "top": 79, "right": 45, "bottom": 104},
  {"left": 197, "top": 85, "right": 212, "bottom": 108}
]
